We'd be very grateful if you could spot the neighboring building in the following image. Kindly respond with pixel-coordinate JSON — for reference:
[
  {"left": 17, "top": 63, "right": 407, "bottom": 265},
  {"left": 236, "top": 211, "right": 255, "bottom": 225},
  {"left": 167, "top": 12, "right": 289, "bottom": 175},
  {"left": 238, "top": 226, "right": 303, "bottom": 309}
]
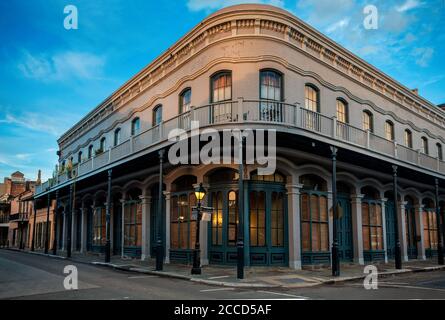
[
  {"left": 8, "top": 190, "right": 34, "bottom": 249},
  {"left": 34, "top": 5, "right": 445, "bottom": 268}
]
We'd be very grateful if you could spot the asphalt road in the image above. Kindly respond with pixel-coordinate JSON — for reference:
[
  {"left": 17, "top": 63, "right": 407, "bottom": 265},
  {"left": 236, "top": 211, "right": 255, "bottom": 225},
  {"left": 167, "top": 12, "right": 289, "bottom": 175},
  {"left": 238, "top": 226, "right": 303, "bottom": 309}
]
[{"left": 1, "top": 249, "right": 445, "bottom": 300}]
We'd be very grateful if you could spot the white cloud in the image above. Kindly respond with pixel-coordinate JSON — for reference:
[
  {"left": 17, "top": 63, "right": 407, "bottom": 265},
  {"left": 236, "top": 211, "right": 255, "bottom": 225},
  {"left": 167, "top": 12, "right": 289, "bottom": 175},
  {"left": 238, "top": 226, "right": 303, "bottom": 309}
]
[
  {"left": 186, "top": 0, "right": 284, "bottom": 12},
  {"left": 1, "top": 112, "right": 68, "bottom": 136},
  {"left": 18, "top": 51, "right": 105, "bottom": 81},
  {"left": 326, "top": 18, "right": 350, "bottom": 34},
  {"left": 412, "top": 47, "right": 434, "bottom": 67},
  {"left": 396, "top": 0, "right": 424, "bottom": 12}
]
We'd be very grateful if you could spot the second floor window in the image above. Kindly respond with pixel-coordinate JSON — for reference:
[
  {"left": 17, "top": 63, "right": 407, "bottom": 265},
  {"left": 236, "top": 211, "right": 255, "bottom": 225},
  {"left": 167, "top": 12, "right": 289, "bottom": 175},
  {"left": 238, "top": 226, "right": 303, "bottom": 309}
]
[
  {"left": 211, "top": 72, "right": 232, "bottom": 103},
  {"left": 421, "top": 137, "right": 429, "bottom": 155},
  {"left": 114, "top": 128, "right": 121, "bottom": 147},
  {"left": 179, "top": 88, "right": 192, "bottom": 113},
  {"left": 100, "top": 137, "right": 106, "bottom": 151},
  {"left": 260, "top": 70, "right": 282, "bottom": 101},
  {"left": 404, "top": 130, "right": 413, "bottom": 148},
  {"left": 304, "top": 84, "right": 319, "bottom": 112},
  {"left": 336, "top": 99, "right": 348, "bottom": 123},
  {"left": 153, "top": 105, "right": 162, "bottom": 126},
  {"left": 362, "top": 111, "right": 373, "bottom": 132},
  {"left": 385, "top": 120, "right": 394, "bottom": 141},
  {"left": 88, "top": 145, "right": 93, "bottom": 159},
  {"left": 77, "top": 151, "right": 82, "bottom": 163},
  {"left": 437, "top": 143, "right": 443, "bottom": 160},
  {"left": 131, "top": 118, "right": 140, "bottom": 136}
]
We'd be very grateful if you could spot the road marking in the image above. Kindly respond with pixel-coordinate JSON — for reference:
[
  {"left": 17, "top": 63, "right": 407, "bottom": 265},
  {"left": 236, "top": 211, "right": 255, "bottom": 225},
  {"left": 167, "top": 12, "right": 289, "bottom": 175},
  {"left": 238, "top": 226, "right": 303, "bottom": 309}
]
[
  {"left": 256, "top": 290, "right": 309, "bottom": 300},
  {"left": 200, "top": 288, "right": 235, "bottom": 292},
  {"left": 127, "top": 275, "right": 158, "bottom": 279},
  {"left": 208, "top": 275, "right": 231, "bottom": 280}
]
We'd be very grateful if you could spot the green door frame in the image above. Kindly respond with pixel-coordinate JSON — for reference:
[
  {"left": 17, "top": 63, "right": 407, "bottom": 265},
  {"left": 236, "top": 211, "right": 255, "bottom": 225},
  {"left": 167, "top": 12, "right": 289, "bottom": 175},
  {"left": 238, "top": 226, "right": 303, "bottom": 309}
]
[{"left": 337, "top": 195, "right": 353, "bottom": 261}]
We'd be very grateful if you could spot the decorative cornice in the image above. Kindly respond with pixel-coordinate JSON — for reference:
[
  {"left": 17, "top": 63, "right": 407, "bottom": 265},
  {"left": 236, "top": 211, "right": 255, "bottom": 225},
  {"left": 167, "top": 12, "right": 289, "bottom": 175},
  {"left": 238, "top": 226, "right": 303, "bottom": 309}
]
[{"left": 58, "top": 4, "right": 445, "bottom": 151}]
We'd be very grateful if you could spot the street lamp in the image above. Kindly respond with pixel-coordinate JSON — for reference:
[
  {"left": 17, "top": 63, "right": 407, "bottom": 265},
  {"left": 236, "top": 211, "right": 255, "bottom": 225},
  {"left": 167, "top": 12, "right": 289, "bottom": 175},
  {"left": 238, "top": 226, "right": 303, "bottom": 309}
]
[{"left": 192, "top": 183, "right": 206, "bottom": 275}]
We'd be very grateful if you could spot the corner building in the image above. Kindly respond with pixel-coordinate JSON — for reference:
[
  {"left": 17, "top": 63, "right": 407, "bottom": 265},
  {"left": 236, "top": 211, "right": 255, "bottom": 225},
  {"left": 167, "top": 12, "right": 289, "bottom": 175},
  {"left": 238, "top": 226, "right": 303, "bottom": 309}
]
[{"left": 35, "top": 4, "right": 445, "bottom": 269}]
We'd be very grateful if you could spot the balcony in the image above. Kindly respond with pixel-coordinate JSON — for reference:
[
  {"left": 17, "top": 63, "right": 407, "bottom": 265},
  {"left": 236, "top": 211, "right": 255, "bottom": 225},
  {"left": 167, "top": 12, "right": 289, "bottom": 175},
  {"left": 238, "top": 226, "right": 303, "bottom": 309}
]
[
  {"left": 35, "top": 99, "right": 445, "bottom": 195},
  {"left": 9, "top": 213, "right": 29, "bottom": 222}
]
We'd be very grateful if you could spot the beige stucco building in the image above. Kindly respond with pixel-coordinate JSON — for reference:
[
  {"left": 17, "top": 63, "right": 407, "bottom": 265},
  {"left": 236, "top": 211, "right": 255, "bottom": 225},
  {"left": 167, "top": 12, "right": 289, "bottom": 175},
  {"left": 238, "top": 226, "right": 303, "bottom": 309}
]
[{"left": 34, "top": 4, "right": 445, "bottom": 269}]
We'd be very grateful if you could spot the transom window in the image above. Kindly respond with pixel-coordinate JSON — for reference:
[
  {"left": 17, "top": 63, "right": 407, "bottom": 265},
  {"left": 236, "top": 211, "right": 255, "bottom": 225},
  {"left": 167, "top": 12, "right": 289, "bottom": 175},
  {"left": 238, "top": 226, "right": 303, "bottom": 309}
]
[
  {"left": 385, "top": 121, "right": 395, "bottom": 141},
  {"left": 179, "top": 88, "right": 192, "bottom": 113},
  {"left": 260, "top": 70, "right": 282, "bottom": 101},
  {"left": 153, "top": 105, "right": 162, "bottom": 126},
  {"left": 211, "top": 72, "right": 232, "bottom": 103},
  {"left": 404, "top": 129, "right": 413, "bottom": 148},
  {"left": 362, "top": 111, "right": 373, "bottom": 132},
  {"left": 304, "top": 84, "right": 319, "bottom": 112},
  {"left": 131, "top": 117, "right": 140, "bottom": 136},
  {"left": 336, "top": 99, "right": 348, "bottom": 123}
]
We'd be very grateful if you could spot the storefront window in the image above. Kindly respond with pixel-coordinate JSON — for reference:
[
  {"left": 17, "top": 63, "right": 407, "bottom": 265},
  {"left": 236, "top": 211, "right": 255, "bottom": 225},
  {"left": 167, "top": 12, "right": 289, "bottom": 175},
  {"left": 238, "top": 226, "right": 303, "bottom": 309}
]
[
  {"left": 250, "top": 191, "right": 266, "bottom": 247},
  {"left": 211, "top": 191, "right": 223, "bottom": 246},
  {"left": 301, "top": 193, "right": 329, "bottom": 252},
  {"left": 423, "top": 209, "right": 437, "bottom": 249},
  {"left": 362, "top": 202, "right": 384, "bottom": 250},
  {"left": 227, "top": 191, "right": 238, "bottom": 246},
  {"left": 170, "top": 193, "right": 197, "bottom": 249},
  {"left": 93, "top": 207, "right": 106, "bottom": 246},
  {"left": 271, "top": 192, "right": 284, "bottom": 247},
  {"left": 124, "top": 201, "right": 142, "bottom": 247}
]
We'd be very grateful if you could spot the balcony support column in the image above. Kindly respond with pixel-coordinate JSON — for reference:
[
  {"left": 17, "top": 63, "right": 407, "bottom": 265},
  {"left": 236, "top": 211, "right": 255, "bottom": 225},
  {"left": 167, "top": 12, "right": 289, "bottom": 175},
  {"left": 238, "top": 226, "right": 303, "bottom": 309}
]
[
  {"left": 66, "top": 184, "right": 73, "bottom": 258},
  {"left": 45, "top": 192, "right": 51, "bottom": 254},
  {"left": 105, "top": 169, "right": 112, "bottom": 263},
  {"left": 31, "top": 199, "right": 37, "bottom": 252}
]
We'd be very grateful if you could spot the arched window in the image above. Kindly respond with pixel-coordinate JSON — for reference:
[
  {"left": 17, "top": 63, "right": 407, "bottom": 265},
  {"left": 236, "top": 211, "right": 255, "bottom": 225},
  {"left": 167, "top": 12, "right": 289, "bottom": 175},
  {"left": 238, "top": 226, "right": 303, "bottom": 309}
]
[
  {"left": 259, "top": 70, "right": 283, "bottom": 122},
  {"left": 437, "top": 143, "right": 443, "bottom": 160},
  {"left": 404, "top": 129, "right": 413, "bottom": 148},
  {"left": 304, "top": 84, "right": 319, "bottom": 112},
  {"left": 100, "top": 137, "right": 106, "bottom": 151},
  {"left": 88, "top": 145, "right": 93, "bottom": 159},
  {"left": 385, "top": 120, "right": 394, "bottom": 141},
  {"left": 421, "top": 137, "right": 429, "bottom": 155},
  {"left": 153, "top": 105, "right": 162, "bottom": 126},
  {"left": 361, "top": 186, "right": 384, "bottom": 254},
  {"left": 260, "top": 70, "right": 282, "bottom": 101},
  {"left": 336, "top": 99, "right": 348, "bottom": 123},
  {"left": 211, "top": 71, "right": 232, "bottom": 103},
  {"left": 422, "top": 198, "right": 437, "bottom": 251},
  {"left": 179, "top": 88, "right": 192, "bottom": 113},
  {"left": 362, "top": 110, "right": 373, "bottom": 132},
  {"left": 114, "top": 128, "right": 121, "bottom": 147},
  {"left": 131, "top": 117, "right": 140, "bottom": 136},
  {"left": 77, "top": 151, "right": 82, "bottom": 163}
]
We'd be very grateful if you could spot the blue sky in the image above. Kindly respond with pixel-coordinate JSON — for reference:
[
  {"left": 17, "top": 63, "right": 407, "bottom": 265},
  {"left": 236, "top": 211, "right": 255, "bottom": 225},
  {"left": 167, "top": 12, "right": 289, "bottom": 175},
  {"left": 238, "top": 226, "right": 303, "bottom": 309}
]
[{"left": 0, "top": 0, "right": 444, "bottom": 182}]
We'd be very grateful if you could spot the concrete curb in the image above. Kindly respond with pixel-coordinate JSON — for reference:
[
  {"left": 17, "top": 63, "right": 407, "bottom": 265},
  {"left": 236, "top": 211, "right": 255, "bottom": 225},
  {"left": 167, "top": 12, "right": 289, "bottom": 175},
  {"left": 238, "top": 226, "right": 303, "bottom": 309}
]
[{"left": 5, "top": 247, "right": 67, "bottom": 260}]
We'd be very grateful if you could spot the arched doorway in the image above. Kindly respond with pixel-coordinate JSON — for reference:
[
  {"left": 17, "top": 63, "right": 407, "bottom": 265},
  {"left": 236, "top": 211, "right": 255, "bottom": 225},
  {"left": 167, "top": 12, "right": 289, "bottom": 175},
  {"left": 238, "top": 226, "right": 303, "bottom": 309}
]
[
  {"left": 405, "top": 195, "right": 418, "bottom": 259},
  {"left": 207, "top": 168, "right": 288, "bottom": 266},
  {"left": 300, "top": 174, "right": 329, "bottom": 265},
  {"left": 361, "top": 186, "right": 385, "bottom": 262},
  {"left": 384, "top": 191, "right": 396, "bottom": 260},
  {"left": 337, "top": 182, "right": 353, "bottom": 262}
]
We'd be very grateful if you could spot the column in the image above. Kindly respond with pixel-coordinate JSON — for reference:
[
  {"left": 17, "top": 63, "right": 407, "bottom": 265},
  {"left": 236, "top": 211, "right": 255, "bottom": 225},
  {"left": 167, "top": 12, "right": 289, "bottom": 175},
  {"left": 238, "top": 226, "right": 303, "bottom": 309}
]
[
  {"left": 351, "top": 194, "right": 364, "bottom": 265},
  {"left": 139, "top": 194, "right": 152, "bottom": 261},
  {"left": 164, "top": 191, "right": 171, "bottom": 264},
  {"left": 120, "top": 199, "right": 125, "bottom": 258},
  {"left": 286, "top": 183, "right": 303, "bottom": 270},
  {"left": 327, "top": 192, "right": 334, "bottom": 255},
  {"left": 381, "top": 198, "right": 388, "bottom": 263},
  {"left": 80, "top": 207, "right": 87, "bottom": 253},
  {"left": 398, "top": 201, "right": 409, "bottom": 262},
  {"left": 415, "top": 204, "right": 426, "bottom": 260},
  {"left": 71, "top": 208, "right": 76, "bottom": 253},
  {"left": 62, "top": 210, "right": 67, "bottom": 251}
]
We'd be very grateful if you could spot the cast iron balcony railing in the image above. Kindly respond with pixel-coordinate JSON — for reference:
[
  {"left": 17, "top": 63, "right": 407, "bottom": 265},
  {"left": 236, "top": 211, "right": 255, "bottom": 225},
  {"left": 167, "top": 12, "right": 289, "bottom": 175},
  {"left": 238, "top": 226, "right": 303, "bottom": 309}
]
[{"left": 35, "top": 98, "right": 445, "bottom": 195}]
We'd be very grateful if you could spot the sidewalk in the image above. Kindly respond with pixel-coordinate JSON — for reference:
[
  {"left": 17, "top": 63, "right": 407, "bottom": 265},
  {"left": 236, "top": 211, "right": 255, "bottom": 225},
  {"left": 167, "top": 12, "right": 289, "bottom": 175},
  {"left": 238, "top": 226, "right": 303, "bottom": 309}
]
[{"left": 6, "top": 248, "right": 445, "bottom": 288}]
